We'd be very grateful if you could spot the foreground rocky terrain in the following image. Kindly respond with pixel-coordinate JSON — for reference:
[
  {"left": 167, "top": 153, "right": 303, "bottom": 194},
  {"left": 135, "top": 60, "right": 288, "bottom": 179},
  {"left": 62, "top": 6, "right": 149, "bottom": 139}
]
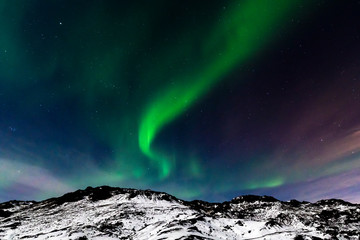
[{"left": 0, "top": 186, "right": 359, "bottom": 239}]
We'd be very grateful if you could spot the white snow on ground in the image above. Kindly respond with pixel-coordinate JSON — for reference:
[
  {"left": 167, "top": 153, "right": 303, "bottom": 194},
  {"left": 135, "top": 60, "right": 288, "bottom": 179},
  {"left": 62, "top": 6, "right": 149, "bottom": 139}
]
[{"left": 0, "top": 187, "right": 358, "bottom": 239}]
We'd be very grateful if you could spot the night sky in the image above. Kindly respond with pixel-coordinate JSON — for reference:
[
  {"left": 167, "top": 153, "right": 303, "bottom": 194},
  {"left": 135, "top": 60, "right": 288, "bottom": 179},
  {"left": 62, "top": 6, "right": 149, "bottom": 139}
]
[{"left": 1, "top": 0, "right": 360, "bottom": 203}]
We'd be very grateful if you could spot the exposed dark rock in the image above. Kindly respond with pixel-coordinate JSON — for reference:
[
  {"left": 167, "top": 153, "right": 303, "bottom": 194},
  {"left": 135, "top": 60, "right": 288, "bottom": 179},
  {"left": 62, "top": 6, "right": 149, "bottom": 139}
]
[
  {"left": 0, "top": 210, "right": 12, "bottom": 218},
  {"left": 294, "top": 235, "right": 305, "bottom": 240}
]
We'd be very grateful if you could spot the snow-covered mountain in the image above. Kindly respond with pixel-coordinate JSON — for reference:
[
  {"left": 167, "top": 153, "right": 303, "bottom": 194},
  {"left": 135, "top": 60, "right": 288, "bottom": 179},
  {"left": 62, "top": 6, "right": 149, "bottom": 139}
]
[{"left": 0, "top": 186, "right": 359, "bottom": 239}]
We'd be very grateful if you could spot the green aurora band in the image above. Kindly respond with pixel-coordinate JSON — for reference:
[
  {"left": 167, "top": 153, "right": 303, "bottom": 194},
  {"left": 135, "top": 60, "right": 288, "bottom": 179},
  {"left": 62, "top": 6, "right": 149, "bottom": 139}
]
[
  {"left": 0, "top": 0, "right": 329, "bottom": 201},
  {"left": 139, "top": 0, "right": 299, "bottom": 180}
]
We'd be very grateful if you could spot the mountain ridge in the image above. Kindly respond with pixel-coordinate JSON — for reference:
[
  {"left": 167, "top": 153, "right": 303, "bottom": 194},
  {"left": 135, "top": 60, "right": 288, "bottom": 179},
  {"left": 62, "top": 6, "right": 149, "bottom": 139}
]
[{"left": 0, "top": 186, "right": 359, "bottom": 239}]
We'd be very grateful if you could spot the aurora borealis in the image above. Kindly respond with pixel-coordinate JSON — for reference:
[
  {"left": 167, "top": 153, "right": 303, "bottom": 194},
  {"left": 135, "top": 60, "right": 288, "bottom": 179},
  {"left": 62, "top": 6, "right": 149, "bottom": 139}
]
[{"left": 1, "top": 0, "right": 360, "bottom": 203}]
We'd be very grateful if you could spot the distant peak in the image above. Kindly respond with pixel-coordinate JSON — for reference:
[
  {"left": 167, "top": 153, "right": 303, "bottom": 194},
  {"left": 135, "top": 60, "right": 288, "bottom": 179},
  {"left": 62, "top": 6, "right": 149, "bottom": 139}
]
[
  {"left": 231, "top": 195, "right": 279, "bottom": 203},
  {"left": 44, "top": 186, "right": 181, "bottom": 206}
]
